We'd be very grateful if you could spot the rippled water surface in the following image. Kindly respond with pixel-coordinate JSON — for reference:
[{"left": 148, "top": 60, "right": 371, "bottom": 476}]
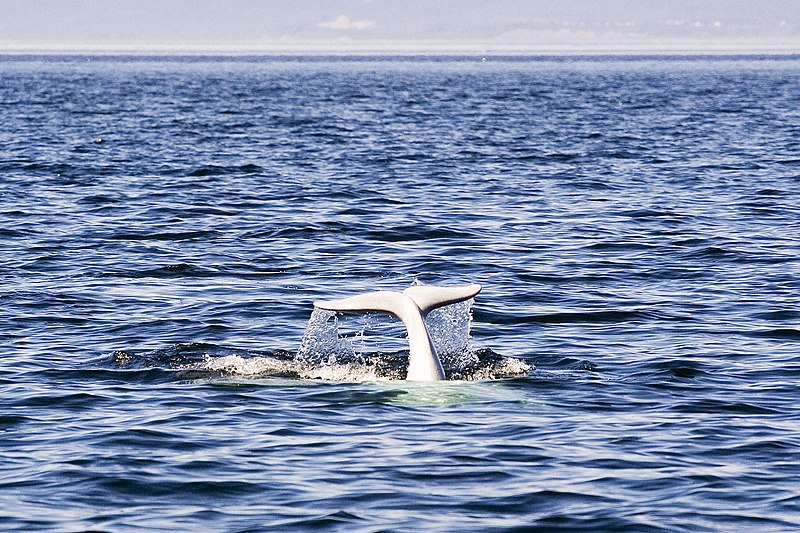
[{"left": 2, "top": 55, "right": 800, "bottom": 531}]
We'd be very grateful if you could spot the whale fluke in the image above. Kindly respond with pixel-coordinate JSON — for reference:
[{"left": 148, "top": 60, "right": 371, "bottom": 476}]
[
  {"left": 313, "top": 283, "right": 481, "bottom": 381},
  {"left": 402, "top": 283, "right": 481, "bottom": 316}
]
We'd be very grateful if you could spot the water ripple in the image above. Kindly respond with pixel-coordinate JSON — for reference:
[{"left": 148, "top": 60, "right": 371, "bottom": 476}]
[{"left": 1, "top": 55, "right": 799, "bottom": 532}]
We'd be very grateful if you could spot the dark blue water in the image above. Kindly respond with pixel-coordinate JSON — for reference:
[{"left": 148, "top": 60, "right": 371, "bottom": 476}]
[{"left": 2, "top": 54, "right": 800, "bottom": 531}]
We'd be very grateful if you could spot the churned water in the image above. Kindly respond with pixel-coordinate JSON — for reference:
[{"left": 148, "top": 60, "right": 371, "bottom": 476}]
[{"left": 1, "top": 54, "right": 800, "bottom": 531}]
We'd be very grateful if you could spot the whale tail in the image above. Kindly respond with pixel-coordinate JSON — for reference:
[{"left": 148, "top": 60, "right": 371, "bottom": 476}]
[
  {"left": 313, "top": 283, "right": 481, "bottom": 317},
  {"left": 313, "top": 283, "right": 481, "bottom": 381},
  {"left": 402, "top": 283, "right": 481, "bottom": 316}
]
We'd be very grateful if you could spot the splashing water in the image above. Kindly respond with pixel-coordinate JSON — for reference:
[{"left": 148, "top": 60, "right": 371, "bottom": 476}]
[
  {"left": 425, "top": 299, "right": 478, "bottom": 371},
  {"left": 296, "top": 308, "right": 359, "bottom": 365},
  {"left": 294, "top": 295, "right": 511, "bottom": 380},
  {"left": 293, "top": 310, "right": 403, "bottom": 380}
]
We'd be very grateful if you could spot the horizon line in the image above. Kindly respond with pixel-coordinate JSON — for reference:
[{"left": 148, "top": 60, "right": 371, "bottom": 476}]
[{"left": 1, "top": 40, "right": 799, "bottom": 56}]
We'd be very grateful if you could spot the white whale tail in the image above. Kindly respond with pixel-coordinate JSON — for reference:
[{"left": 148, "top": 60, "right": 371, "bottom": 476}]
[{"left": 313, "top": 283, "right": 481, "bottom": 381}]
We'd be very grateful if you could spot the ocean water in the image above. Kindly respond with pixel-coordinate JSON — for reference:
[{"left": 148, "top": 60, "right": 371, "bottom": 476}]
[{"left": 1, "top": 54, "right": 799, "bottom": 531}]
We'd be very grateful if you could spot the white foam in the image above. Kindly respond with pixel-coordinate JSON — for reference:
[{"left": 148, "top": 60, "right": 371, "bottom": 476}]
[
  {"left": 296, "top": 362, "right": 385, "bottom": 382},
  {"left": 198, "top": 354, "right": 293, "bottom": 376},
  {"left": 186, "top": 350, "right": 530, "bottom": 382},
  {"left": 185, "top": 353, "right": 387, "bottom": 382},
  {"left": 469, "top": 356, "right": 533, "bottom": 380}
]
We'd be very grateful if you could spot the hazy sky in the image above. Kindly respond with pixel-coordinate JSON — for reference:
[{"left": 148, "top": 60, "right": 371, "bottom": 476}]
[{"left": 2, "top": 0, "right": 799, "bottom": 52}]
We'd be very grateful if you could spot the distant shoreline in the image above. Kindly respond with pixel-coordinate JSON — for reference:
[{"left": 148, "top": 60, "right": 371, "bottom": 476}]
[{"left": 1, "top": 41, "right": 799, "bottom": 57}]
